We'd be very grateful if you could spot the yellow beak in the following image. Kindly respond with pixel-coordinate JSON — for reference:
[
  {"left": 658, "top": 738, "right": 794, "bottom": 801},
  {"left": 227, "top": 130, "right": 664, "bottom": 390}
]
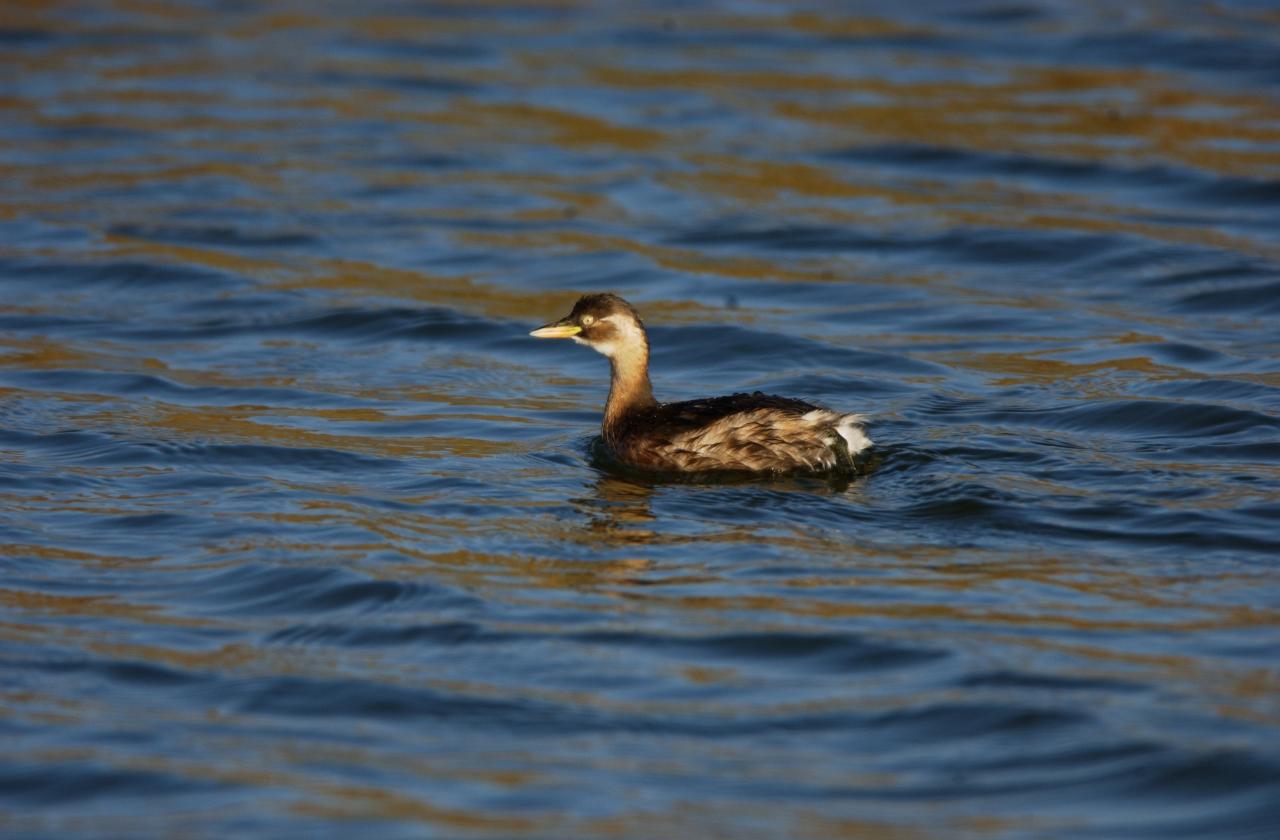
[{"left": 529, "top": 321, "right": 581, "bottom": 339}]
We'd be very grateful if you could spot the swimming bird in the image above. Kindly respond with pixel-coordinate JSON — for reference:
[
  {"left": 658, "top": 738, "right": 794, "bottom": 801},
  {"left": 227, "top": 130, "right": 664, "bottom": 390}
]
[{"left": 531, "top": 294, "right": 871, "bottom": 474}]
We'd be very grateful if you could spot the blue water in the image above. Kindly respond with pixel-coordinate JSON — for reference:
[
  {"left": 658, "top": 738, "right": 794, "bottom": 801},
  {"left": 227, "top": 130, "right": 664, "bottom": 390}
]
[{"left": 2, "top": 2, "right": 1279, "bottom": 837}]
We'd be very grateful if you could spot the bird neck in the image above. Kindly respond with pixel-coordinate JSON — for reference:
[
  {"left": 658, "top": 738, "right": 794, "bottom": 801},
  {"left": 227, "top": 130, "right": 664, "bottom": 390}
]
[{"left": 604, "top": 342, "right": 655, "bottom": 434}]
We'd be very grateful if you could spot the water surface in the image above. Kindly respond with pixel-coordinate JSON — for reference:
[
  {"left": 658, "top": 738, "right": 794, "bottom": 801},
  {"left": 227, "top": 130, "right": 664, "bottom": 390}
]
[{"left": 2, "top": 1, "right": 1279, "bottom": 837}]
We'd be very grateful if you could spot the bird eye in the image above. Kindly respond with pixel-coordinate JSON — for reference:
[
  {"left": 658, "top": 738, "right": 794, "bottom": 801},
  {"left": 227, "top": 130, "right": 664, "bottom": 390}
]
[{"left": 581, "top": 314, "right": 595, "bottom": 326}]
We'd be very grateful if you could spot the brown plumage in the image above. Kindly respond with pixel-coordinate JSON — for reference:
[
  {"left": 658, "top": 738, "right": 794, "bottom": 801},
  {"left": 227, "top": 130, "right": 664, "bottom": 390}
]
[{"left": 531, "top": 293, "right": 871, "bottom": 474}]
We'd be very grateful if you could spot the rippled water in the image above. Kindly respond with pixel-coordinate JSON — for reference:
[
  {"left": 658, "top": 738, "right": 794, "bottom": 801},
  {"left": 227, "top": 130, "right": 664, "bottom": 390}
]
[{"left": 3, "top": 1, "right": 1279, "bottom": 837}]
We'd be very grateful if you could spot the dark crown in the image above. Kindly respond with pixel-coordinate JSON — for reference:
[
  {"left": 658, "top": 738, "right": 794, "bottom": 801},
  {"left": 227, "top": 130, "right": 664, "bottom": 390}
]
[{"left": 570, "top": 293, "right": 644, "bottom": 326}]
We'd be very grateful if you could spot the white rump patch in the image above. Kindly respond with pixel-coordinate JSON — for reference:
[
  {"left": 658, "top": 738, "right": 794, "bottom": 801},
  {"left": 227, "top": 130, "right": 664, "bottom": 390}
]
[
  {"left": 835, "top": 413, "right": 871, "bottom": 456},
  {"left": 800, "top": 410, "right": 871, "bottom": 457}
]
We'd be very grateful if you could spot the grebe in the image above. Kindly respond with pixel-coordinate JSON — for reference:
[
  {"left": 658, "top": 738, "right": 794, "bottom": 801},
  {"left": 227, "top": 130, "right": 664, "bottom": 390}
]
[{"left": 531, "top": 294, "right": 871, "bottom": 474}]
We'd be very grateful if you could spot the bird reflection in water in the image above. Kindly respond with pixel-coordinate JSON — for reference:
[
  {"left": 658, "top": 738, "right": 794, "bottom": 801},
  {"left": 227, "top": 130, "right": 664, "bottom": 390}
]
[
  {"left": 571, "top": 473, "right": 661, "bottom": 572},
  {"left": 576, "top": 449, "right": 873, "bottom": 538}
]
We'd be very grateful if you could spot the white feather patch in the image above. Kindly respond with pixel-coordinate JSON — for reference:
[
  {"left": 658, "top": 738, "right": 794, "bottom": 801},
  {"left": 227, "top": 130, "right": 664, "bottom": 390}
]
[
  {"left": 800, "top": 409, "right": 870, "bottom": 457},
  {"left": 835, "top": 413, "right": 871, "bottom": 456}
]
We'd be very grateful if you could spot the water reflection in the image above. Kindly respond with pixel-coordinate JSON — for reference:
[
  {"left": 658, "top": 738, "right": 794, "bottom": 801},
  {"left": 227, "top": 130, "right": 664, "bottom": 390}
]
[{"left": 576, "top": 474, "right": 659, "bottom": 543}]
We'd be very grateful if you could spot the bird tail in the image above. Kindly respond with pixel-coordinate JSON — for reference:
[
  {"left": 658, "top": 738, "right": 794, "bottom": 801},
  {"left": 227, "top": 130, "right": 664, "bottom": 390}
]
[{"left": 835, "top": 413, "right": 872, "bottom": 457}]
